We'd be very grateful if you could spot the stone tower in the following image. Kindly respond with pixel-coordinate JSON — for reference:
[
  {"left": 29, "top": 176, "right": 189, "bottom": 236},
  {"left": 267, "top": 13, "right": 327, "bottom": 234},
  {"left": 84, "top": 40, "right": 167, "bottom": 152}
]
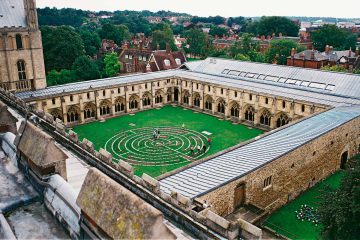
[{"left": 0, "top": 0, "right": 46, "bottom": 92}]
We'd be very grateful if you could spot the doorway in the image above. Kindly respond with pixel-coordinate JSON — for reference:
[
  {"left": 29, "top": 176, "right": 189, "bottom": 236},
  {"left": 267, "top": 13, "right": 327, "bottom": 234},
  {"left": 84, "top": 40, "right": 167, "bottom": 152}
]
[
  {"left": 174, "top": 88, "right": 179, "bottom": 102},
  {"left": 340, "top": 151, "right": 348, "bottom": 169},
  {"left": 233, "top": 183, "right": 245, "bottom": 209}
]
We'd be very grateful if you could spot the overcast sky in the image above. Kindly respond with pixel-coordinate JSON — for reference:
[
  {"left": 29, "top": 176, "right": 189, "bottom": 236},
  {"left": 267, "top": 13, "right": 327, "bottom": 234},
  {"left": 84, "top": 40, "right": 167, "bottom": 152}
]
[{"left": 36, "top": 0, "right": 359, "bottom": 18}]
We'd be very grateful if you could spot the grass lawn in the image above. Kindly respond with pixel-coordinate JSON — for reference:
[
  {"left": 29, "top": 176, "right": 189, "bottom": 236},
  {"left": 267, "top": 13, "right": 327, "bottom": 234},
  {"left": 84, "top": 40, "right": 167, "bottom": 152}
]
[
  {"left": 263, "top": 171, "right": 344, "bottom": 239},
  {"left": 73, "top": 105, "right": 262, "bottom": 177}
]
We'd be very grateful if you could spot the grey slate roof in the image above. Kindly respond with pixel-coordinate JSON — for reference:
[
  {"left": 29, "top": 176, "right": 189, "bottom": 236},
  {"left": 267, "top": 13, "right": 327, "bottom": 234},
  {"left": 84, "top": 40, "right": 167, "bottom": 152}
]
[
  {"left": 16, "top": 58, "right": 360, "bottom": 107},
  {"left": 159, "top": 105, "right": 360, "bottom": 199},
  {"left": 0, "top": 0, "right": 27, "bottom": 28}
]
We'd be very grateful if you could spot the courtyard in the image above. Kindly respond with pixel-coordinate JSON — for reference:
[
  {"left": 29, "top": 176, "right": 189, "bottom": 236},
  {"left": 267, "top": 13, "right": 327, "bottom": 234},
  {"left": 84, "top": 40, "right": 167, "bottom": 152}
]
[
  {"left": 262, "top": 171, "right": 344, "bottom": 239},
  {"left": 73, "top": 105, "right": 263, "bottom": 177}
]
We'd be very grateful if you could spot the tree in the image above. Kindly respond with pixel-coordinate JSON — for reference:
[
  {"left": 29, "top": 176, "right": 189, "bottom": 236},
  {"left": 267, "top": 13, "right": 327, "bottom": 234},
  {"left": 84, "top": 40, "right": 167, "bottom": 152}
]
[
  {"left": 209, "top": 26, "right": 228, "bottom": 37},
  {"left": 234, "top": 54, "right": 251, "bottom": 61},
  {"left": 46, "top": 69, "right": 76, "bottom": 86},
  {"left": 72, "top": 56, "right": 101, "bottom": 81},
  {"left": 41, "top": 26, "right": 85, "bottom": 72},
  {"left": 320, "top": 65, "right": 348, "bottom": 73},
  {"left": 265, "top": 39, "right": 303, "bottom": 65},
  {"left": 79, "top": 29, "right": 101, "bottom": 57},
  {"left": 184, "top": 29, "right": 211, "bottom": 58},
  {"left": 104, "top": 52, "right": 120, "bottom": 77},
  {"left": 38, "top": 7, "right": 86, "bottom": 27},
  {"left": 245, "top": 16, "right": 300, "bottom": 37},
  {"left": 311, "top": 25, "right": 357, "bottom": 51},
  {"left": 151, "top": 23, "right": 177, "bottom": 50},
  {"left": 318, "top": 155, "right": 360, "bottom": 240},
  {"left": 98, "top": 23, "right": 131, "bottom": 45}
]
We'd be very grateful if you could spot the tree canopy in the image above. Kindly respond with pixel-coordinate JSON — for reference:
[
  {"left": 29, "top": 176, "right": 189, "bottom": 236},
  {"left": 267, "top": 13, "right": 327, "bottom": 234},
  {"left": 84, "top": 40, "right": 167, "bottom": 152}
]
[
  {"left": 209, "top": 26, "right": 228, "bottom": 37},
  {"left": 38, "top": 7, "right": 87, "bottom": 27},
  {"left": 265, "top": 39, "right": 304, "bottom": 65},
  {"left": 151, "top": 23, "right": 177, "bottom": 50},
  {"left": 79, "top": 28, "right": 101, "bottom": 57},
  {"left": 246, "top": 16, "right": 300, "bottom": 37},
  {"left": 72, "top": 56, "right": 101, "bottom": 81},
  {"left": 104, "top": 52, "right": 120, "bottom": 77},
  {"left": 98, "top": 23, "right": 131, "bottom": 45},
  {"left": 311, "top": 25, "right": 357, "bottom": 51},
  {"left": 184, "top": 29, "right": 211, "bottom": 58},
  {"left": 41, "top": 26, "right": 85, "bottom": 72},
  {"left": 318, "top": 155, "right": 360, "bottom": 240}
]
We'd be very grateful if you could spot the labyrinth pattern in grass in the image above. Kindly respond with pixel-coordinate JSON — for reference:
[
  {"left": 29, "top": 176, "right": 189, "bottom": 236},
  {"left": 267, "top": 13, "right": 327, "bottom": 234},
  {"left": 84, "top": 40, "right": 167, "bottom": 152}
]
[{"left": 105, "top": 127, "right": 210, "bottom": 166}]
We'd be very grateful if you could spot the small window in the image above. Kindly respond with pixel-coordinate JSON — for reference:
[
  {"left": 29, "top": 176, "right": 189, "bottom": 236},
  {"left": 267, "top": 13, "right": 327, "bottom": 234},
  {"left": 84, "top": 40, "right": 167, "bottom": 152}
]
[
  {"left": 17, "top": 60, "right": 26, "bottom": 80},
  {"left": 208, "top": 86, "right": 210, "bottom": 91},
  {"left": 70, "top": 95, "right": 73, "bottom": 102},
  {"left": 157, "top": 82, "right": 160, "bottom": 87},
  {"left": 221, "top": 69, "right": 230, "bottom": 74},
  {"left": 249, "top": 94, "right": 253, "bottom": 101},
  {"left": 175, "top": 58, "right": 181, "bottom": 65},
  {"left": 52, "top": 98, "right": 56, "bottom": 105},
  {"left": 330, "top": 141, "right": 334, "bottom": 145},
  {"left": 185, "top": 82, "right": 188, "bottom": 87},
  {"left": 118, "top": 88, "right": 120, "bottom": 94},
  {"left": 167, "top": 79, "right": 170, "bottom": 83},
  {"left": 143, "top": 56, "right": 147, "bottom": 61},
  {"left": 291, "top": 163, "right": 295, "bottom": 168},
  {"left": 234, "top": 91, "right": 238, "bottom": 97},
  {"left": 103, "top": 90, "right": 106, "bottom": 96},
  {"left": 16, "top": 34, "right": 23, "bottom": 49},
  {"left": 301, "top": 104, "right": 305, "bottom": 112},
  {"left": 145, "top": 83, "right": 148, "bottom": 89},
  {"left": 196, "top": 83, "right": 199, "bottom": 89},
  {"left": 87, "top": 92, "right": 90, "bottom": 99},
  {"left": 265, "top": 97, "right": 269, "bottom": 104},
  {"left": 228, "top": 70, "right": 240, "bottom": 76},
  {"left": 221, "top": 89, "right": 224, "bottom": 94},
  {"left": 129, "top": 55, "right": 133, "bottom": 59},
  {"left": 282, "top": 100, "right": 286, "bottom": 108},
  {"left": 164, "top": 59, "right": 171, "bottom": 66},
  {"left": 139, "top": 56, "right": 143, "bottom": 61},
  {"left": 132, "top": 86, "right": 134, "bottom": 91},
  {"left": 263, "top": 176, "right": 272, "bottom": 188},
  {"left": 125, "top": 54, "right": 129, "bottom": 59},
  {"left": 313, "top": 151, "right": 316, "bottom": 156}
]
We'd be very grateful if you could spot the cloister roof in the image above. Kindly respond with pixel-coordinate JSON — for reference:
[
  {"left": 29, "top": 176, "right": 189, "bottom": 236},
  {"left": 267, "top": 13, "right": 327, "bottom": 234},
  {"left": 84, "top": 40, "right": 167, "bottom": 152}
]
[
  {"left": 159, "top": 105, "right": 360, "bottom": 199},
  {"left": 16, "top": 58, "right": 360, "bottom": 107}
]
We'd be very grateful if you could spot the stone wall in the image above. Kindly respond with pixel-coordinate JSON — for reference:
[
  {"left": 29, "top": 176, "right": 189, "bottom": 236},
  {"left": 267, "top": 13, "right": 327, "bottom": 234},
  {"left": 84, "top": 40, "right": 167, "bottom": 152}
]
[{"left": 198, "top": 115, "right": 360, "bottom": 216}]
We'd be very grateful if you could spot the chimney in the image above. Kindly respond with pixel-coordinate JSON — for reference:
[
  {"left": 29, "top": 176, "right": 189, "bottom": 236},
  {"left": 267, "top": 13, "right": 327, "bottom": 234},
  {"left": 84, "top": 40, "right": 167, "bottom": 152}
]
[
  {"left": 279, "top": 32, "right": 283, "bottom": 38},
  {"left": 166, "top": 43, "right": 171, "bottom": 54},
  {"left": 325, "top": 45, "right": 329, "bottom": 54},
  {"left": 139, "top": 41, "right": 143, "bottom": 51},
  {"left": 356, "top": 47, "right": 359, "bottom": 57},
  {"left": 261, "top": 35, "right": 265, "bottom": 41},
  {"left": 157, "top": 43, "right": 160, "bottom": 51},
  {"left": 133, "top": 56, "right": 139, "bottom": 72},
  {"left": 311, "top": 49, "right": 315, "bottom": 60}
]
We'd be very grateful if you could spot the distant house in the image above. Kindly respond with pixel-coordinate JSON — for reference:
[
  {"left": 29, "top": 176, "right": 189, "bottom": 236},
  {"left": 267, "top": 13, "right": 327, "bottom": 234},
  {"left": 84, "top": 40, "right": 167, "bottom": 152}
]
[
  {"left": 287, "top": 45, "right": 360, "bottom": 70},
  {"left": 119, "top": 43, "right": 186, "bottom": 74},
  {"left": 212, "top": 38, "right": 236, "bottom": 50}
]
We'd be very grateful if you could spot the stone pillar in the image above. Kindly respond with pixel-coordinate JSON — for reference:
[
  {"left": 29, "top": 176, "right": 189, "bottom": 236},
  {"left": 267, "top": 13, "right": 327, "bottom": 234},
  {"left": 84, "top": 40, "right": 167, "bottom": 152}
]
[
  {"left": 270, "top": 115, "right": 276, "bottom": 129},
  {"left": 254, "top": 111, "right": 259, "bottom": 125},
  {"left": 61, "top": 98, "right": 67, "bottom": 125},
  {"left": 225, "top": 89, "right": 230, "bottom": 117},
  {"left": 95, "top": 91, "right": 101, "bottom": 118},
  {"left": 79, "top": 97, "right": 84, "bottom": 123},
  {"left": 289, "top": 101, "right": 295, "bottom": 118},
  {"left": 124, "top": 86, "right": 128, "bottom": 113},
  {"left": 111, "top": 94, "right": 116, "bottom": 116},
  {"left": 200, "top": 84, "right": 204, "bottom": 110}
]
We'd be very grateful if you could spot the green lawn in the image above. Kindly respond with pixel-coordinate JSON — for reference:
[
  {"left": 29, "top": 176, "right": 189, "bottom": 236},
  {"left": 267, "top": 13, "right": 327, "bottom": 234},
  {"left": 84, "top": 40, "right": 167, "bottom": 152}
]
[
  {"left": 263, "top": 171, "right": 344, "bottom": 239},
  {"left": 73, "top": 105, "right": 262, "bottom": 177}
]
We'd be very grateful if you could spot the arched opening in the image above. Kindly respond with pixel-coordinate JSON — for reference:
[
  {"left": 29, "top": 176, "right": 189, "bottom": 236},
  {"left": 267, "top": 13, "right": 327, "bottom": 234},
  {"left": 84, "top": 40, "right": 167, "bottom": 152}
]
[
  {"left": 114, "top": 97, "right": 125, "bottom": 113},
  {"left": 167, "top": 89, "right": 172, "bottom": 102},
  {"left": 244, "top": 106, "right": 255, "bottom": 122},
  {"left": 129, "top": 96, "right": 139, "bottom": 110},
  {"left": 99, "top": 100, "right": 111, "bottom": 116},
  {"left": 67, "top": 106, "right": 80, "bottom": 123},
  {"left": 217, "top": 100, "right": 225, "bottom": 114},
  {"left": 142, "top": 93, "right": 152, "bottom": 107},
  {"left": 182, "top": 91, "right": 190, "bottom": 105},
  {"left": 260, "top": 109, "right": 272, "bottom": 126},
  {"left": 340, "top": 151, "right": 348, "bottom": 169},
  {"left": 193, "top": 94, "right": 200, "bottom": 107},
  {"left": 230, "top": 103, "right": 240, "bottom": 117},
  {"left": 276, "top": 113, "right": 290, "bottom": 128},
  {"left": 17, "top": 60, "right": 27, "bottom": 80},
  {"left": 204, "top": 96, "right": 213, "bottom": 111},
  {"left": 155, "top": 91, "right": 164, "bottom": 104},
  {"left": 50, "top": 108, "right": 62, "bottom": 121},
  {"left": 83, "top": 103, "right": 96, "bottom": 119},
  {"left": 16, "top": 34, "right": 23, "bottom": 49},
  {"left": 174, "top": 88, "right": 179, "bottom": 102}
]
